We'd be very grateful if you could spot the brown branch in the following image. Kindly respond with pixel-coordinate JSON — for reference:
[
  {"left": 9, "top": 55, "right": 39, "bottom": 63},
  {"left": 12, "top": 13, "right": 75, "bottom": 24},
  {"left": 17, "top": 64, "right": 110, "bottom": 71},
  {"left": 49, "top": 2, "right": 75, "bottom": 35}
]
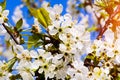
[
  {"left": 97, "top": 5, "right": 120, "bottom": 39},
  {"left": 2, "top": 23, "right": 19, "bottom": 44},
  {"left": 97, "top": 20, "right": 110, "bottom": 40}
]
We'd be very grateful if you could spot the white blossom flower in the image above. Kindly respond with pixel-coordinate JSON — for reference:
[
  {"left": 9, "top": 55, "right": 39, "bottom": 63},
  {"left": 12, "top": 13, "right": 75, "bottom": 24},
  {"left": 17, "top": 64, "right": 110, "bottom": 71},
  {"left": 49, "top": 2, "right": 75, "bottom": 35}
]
[
  {"left": 66, "top": 0, "right": 79, "bottom": 19},
  {"left": 0, "top": 61, "right": 12, "bottom": 80},
  {"left": 67, "top": 60, "right": 89, "bottom": 80},
  {"left": 47, "top": 4, "right": 63, "bottom": 21},
  {"left": 32, "top": 18, "right": 41, "bottom": 33},
  {"left": 93, "top": 67, "right": 111, "bottom": 80},
  {"left": 0, "top": 6, "right": 9, "bottom": 24},
  {"left": 41, "top": 1, "right": 50, "bottom": 9},
  {"left": 52, "top": 54, "right": 63, "bottom": 64},
  {"left": 0, "top": 6, "right": 9, "bottom": 35},
  {"left": 3, "top": 48, "right": 14, "bottom": 60},
  {"left": 16, "top": 49, "right": 31, "bottom": 61},
  {"left": 86, "top": 5, "right": 93, "bottom": 13},
  {"left": 0, "top": 25, "right": 6, "bottom": 35},
  {"left": 79, "top": 0, "right": 85, "bottom": 3},
  {"left": 16, "top": 60, "right": 34, "bottom": 80},
  {"left": 0, "top": 1, "right": 119, "bottom": 80},
  {"left": 115, "top": 54, "right": 120, "bottom": 64},
  {"left": 104, "top": 29, "right": 114, "bottom": 44},
  {"left": 38, "top": 59, "right": 55, "bottom": 80}
]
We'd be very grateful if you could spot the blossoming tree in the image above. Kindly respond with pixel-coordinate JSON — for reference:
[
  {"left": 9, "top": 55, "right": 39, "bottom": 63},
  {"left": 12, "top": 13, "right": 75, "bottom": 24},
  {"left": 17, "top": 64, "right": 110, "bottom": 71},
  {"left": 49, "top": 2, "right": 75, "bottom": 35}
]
[{"left": 0, "top": 0, "right": 120, "bottom": 80}]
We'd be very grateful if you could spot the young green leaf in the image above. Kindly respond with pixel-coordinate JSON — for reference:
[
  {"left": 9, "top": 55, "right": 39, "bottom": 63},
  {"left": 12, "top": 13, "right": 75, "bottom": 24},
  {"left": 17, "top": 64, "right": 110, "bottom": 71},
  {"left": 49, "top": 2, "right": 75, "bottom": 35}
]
[
  {"left": 22, "top": 0, "right": 31, "bottom": 6},
  {"left": 78, "top": 3, "right": 84, "bottom": 8},
  {"left": 0, "top": 0, "right": 6, "bottom": 10},
  {"left": 85, "top": 54, "right": 95, "bottom": 60},
  {"left": 86, "top": 25, "right": 97, "bottom": 32},
  {"left": 27, "top": 34, "right": 42, "bottom": 49},
  {"left": 6, "top": 26, "right": 14, "bottom": 33},
  {"left": 39, "top": 8, "right": 51, "bottom": 27},
  {"left": 28, "top": 7, "right": 51, "bottom": 28},
  {"left": 29, "top": 7, "right": 47, "bottom": 27},
  {"left": 16, "top": 18, "right": 23, "bottom": 30},
  {"left": 6, "top": 57, "right": 17, "bottom": 72}
]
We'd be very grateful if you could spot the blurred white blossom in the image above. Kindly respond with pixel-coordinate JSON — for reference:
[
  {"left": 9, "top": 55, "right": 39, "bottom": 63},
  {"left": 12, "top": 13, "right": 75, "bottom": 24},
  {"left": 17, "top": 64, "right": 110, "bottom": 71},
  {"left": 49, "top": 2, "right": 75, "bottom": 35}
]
[{"left": 12, "top": 4, "right": 29, "bottom": 28}]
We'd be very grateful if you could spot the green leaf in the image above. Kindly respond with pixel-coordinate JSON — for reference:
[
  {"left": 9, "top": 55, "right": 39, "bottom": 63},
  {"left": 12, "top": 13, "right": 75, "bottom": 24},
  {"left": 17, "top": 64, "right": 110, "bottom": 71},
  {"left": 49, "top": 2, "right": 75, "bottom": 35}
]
[
  {"left": 86, "top": 55, "right": 94, "bottom": 60},
  {"left": 0, "top": 0, "right": 6, "bottom": 10},
  {"left": 28, "top": 7, "right": 38, "bottom": 18},
  {"left": 86, "top": 25, "right": 97, "bottom": 32},
  {"left": 6, "top": 57, "right": 17, "bottom": 72},
  {"left": 100, "top": 12, "right": 109, "bottom": 19},
  {"left": 22, "top": 0, "right": 31, "bottom": 6},
  {"left": 95, "top": 1, "right": 105, "bottom": 7},
  {"left": 27, "top": 34, "right": 43, "bottom": 49},
  {"left": 117, "top": 74, "right": 120, "bottom": 80},
  {"left": 28, "top": 7, "right": 51, "bottom": 28},
  {"left": 39, "top": 8, "right": 51, "bottom": 27},
  {"left": 16, "top": 18, "right": 23, "bottom": 30},
  {"left": 78, "top": 3, "right": 84, "bottom": 8},
  {"left": 34, "top": 41, "right": 42, "bottom": 48},
  {"left": 5, "top": 40, "right": 11, "bottom": 48},
  {"left": 9, "top": 74, "right": 22, "bottom": 80},
  {"left": 29, "top": 7, "right": 47, "bottom": 27},
  {"left": 85, "top": 53, "right": 95, "bottom": 60},
  {"left": 93, "top": 57, "right": 99, "bottom": 66},
  {"left": 6, "top": 26, "right": 14, "bottom": 33}
]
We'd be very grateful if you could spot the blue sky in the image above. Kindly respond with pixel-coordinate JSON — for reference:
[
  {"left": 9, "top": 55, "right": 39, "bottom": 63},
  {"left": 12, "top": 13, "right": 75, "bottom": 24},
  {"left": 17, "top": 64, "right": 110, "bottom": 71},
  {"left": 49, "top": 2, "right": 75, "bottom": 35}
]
[{"left": 5, "top": 0, "right": 67, "bottom": 25}]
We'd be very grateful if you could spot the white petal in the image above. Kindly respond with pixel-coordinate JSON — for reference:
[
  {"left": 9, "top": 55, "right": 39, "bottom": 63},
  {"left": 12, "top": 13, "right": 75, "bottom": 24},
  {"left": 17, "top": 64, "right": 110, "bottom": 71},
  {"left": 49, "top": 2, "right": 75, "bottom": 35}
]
[
  {"left": 55, "top": 54, "right": 63, "bottom": 59},
  {"left": 48, "top": 72, "right": 55, "bottom": 78},
  {"left": 0, "top": 25, "right": 6, "bottom": 34},
  {"left": 38, "top": 68, "right": 44, "bottom": 73},
  {"left": 0, "top": 18, "right": 4, "bottom": 23},
  {"left": 2, "top": 10, "right": 9, "bottom": 17},
  {"left": 59, "top": 34, "right": 67, "bottom": 42},
  {"left": 37, "top": 49, "right": 45, "bottom": 55},
  {"left": 16, "top": 45, "right": 24, "bottom": 52},
  {"left": 20, "top": 71, "right": 34, "bottom": 80},
  {"left": 30, "top": 50, "right": 38, "bottom": 58},
  {"left": 0, "top": 6, "right": 2, "bottom": 12},
  {"left": 31, "top": 60, "right": 40, "bottom": 70},
  {"left": 59, "top": 43, "right": 66, "bottom": 52},
  {"left": 43, "top": 52, "right": 52, "bottom": 59},
  {"left": 106, "top": 51, "right": 114, "bottom": 57},
  {"left": 48, "top": 25, "right": 54, "bottom": 31},
  {"left": 23, "top": 19, "right": 29, "bottom": 28},
  {"left": 115, "top": 55, "right": 120, "bottom": 64},
  {"left": 5, "top": 33, "right": 10, "bottom": 41},
  {"left": 54, "top": 4, "right": 63, "bottom": 14},
  {"left": 49, "top": 29, "right": 57, "bottom": 35}
]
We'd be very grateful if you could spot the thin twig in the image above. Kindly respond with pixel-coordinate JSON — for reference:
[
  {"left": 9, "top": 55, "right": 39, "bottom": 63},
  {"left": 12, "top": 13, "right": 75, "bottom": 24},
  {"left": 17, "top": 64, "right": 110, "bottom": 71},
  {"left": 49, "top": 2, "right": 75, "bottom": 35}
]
[{"left": 2, "top": 23, "right": 19, "bottom": 44}]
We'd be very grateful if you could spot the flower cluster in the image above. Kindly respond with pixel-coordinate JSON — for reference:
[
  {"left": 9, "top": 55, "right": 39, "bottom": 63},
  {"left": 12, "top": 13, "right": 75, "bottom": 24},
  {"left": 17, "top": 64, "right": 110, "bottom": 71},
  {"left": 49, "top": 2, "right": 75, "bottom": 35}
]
[{"left": 0, "top": 0, "right": 120, "bottom": 80}]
